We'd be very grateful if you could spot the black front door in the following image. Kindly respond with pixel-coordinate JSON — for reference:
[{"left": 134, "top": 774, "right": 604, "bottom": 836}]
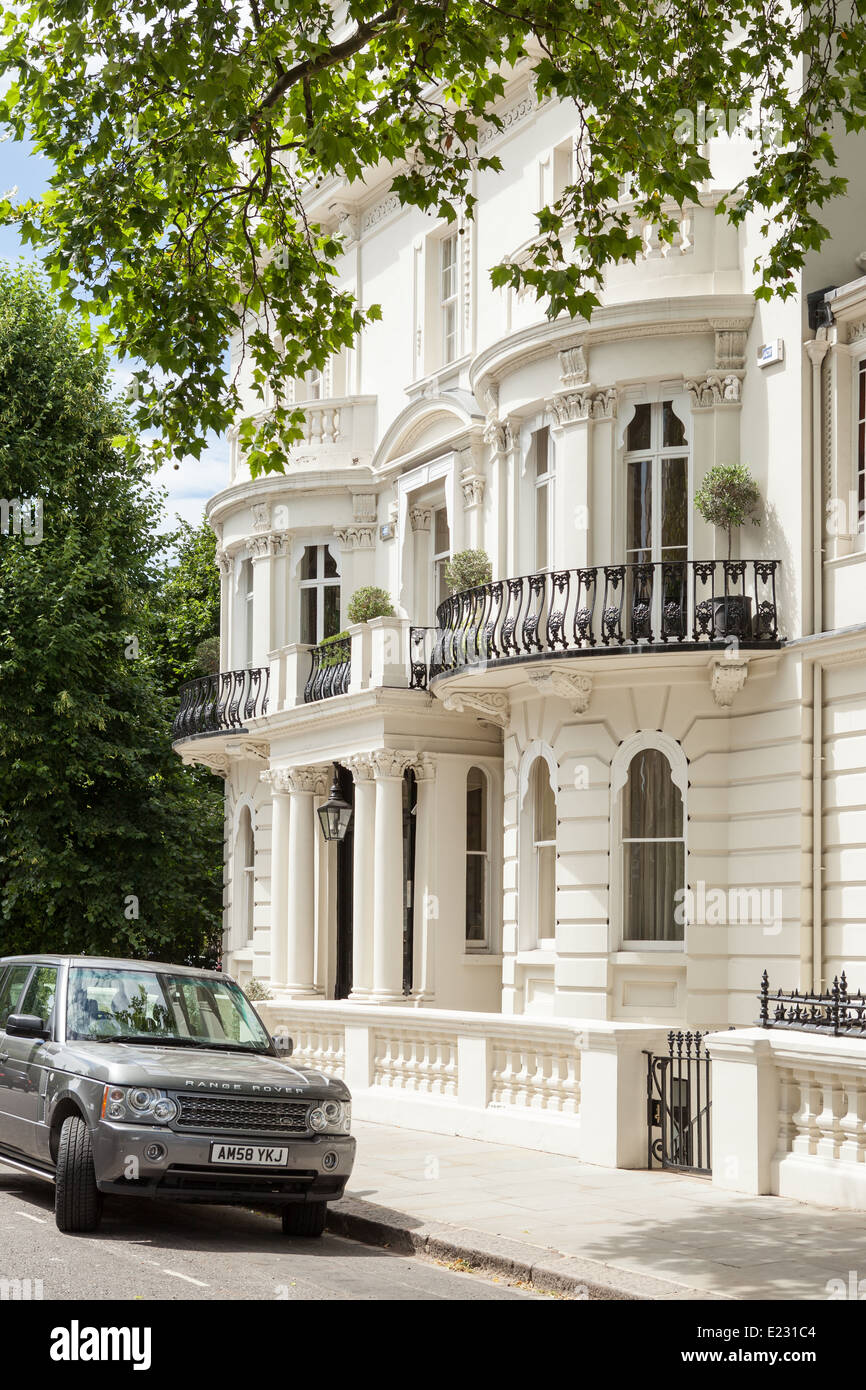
[{"left": 334, "top": 765, "right": 354, "bottom": 1000}]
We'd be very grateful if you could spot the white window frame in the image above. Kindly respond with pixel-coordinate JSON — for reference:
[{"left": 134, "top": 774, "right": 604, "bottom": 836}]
[
  {"left": 440, "top": 232, "right": 459, "bottom": 366},
  {"left": 298, "top": 543, "right": 341, "bottom": 645},
  {"left": 517, "top": 743, "right": 558, "bottom": 952},
  {"left": 609, "top": 732, "right": 688, "bottom": 953},
  {"left": 431, "top": 503, "right": 451, "bottom": 614},
  {"left": 532, "top": 426, "right": 554, "bottom": 574},
  {"left": 622, "top": 399, "right": 690, "bottom": 568},
  {"left": 242, "top": 556, "right": 254, "bottom": 669}
]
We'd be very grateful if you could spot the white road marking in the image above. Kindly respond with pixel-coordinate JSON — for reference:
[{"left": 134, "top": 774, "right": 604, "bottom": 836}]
[
  {"left": 15, "top": 1211, "right": 46, "bottom": 1223},
  {"left": 161, "top": 1269, "right": 209, "bottom": 1287}
]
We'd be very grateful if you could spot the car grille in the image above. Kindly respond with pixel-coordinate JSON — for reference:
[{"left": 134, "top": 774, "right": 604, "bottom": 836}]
[{"left": 175, "top": 1095, "right": 311, "bottom": 1134}]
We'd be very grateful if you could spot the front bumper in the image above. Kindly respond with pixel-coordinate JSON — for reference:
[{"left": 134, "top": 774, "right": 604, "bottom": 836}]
[{"left": 91, "top": 1122, "right": 356, "bottom": 1204}]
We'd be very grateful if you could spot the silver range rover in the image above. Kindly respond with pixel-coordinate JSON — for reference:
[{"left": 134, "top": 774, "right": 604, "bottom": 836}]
[{"left": 0, "top": 955, "right": 355, "bottom": 1237}]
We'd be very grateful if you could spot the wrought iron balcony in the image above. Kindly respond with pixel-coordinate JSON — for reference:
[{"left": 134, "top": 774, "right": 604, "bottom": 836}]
[
  {"left": 304, "top": 636, "right": 351, "bottom": 703},
  {"left": 410, "top": 559, "right": 781, "bottom": 687},
  {"left": 172, "top": 666, "right": 269, "bottom": 740}
]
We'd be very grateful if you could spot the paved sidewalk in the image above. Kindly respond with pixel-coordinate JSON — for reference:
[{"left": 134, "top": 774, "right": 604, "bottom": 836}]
[{"left": 335, "top": 1120, "right": 866, "bottom": 1300}]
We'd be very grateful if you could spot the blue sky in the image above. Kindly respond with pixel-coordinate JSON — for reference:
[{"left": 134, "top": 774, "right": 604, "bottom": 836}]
[{"left": 0, "top": 136, "right": 228, "bottom": 531}]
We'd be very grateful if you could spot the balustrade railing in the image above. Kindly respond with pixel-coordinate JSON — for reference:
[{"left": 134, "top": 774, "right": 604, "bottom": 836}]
[
  {"left": 758, "top": 970, "right": 866, "bottom": 1037},
  {"left": 413, "top": 559, "right": 780, "bottom": 682},
  {"left": 304, "top": 636, "right": 352, "bottom": 703},
  {"left": 172, "top": 666, "right": 269, "bottom": 739}
]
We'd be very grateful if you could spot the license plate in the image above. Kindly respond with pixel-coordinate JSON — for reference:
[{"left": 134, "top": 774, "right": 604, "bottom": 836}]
[{"left": 209, "top": 1143, "right": 290, "bottom": 1166}]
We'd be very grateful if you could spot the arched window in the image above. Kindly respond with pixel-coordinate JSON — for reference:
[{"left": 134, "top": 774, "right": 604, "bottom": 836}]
[
  {"left": 465, "top": 767, "right": 488, "bottom": 948},
  {"left": 531, "top": 757, "right": 556, "bottom": 946},
  {"left": 233, "top": 806, "right": 255, "bottom": 949},
  {"left": 620, "top": 746, "right": 685, "bottom": 945}
]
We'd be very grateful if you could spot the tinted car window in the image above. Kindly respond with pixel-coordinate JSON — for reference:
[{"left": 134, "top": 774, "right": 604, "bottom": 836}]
[
  {"left": 19, "top": 966, "right": 59, "bottom": 1025},
  {"left": 0, "top": 964, "right": 34, "bottom": 1028}
]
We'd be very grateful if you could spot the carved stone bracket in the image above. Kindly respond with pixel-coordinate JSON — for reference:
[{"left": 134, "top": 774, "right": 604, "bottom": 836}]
[
  {"left": 558, "top": 343, "right": 588, "bottom": 387},
  {"left": 336, "top": 524, "right": 375, "bottom": 551},
  {"left": 710, "top": 319, "right": 751, "bottom": 371},
  {"left": 409, "top": 505, "right": 432, "bottom": 533},
  {"left": 228, "top": 740, "right": 269, "bottom": 763},
  {"left": 548, "top": 386, "right": 617, "bottom": 426},
  {"left": 215, "top": 548, "right": 233, "bottom": 577},
  {"left": 440, "top": 690, "right": 510, "bottom": 728},
  {"left": 250, "top": 502, "right": 271, "bottom": 533},
  {"left": 684, "top": 371, "right": 743, "bottom": 410},
  {"left": 710, "top": 658, "right": 749, "bottom": 707},
  {"left": 461, "top": 472, "right": 486, "bottom": 508},
  {"left": 182, "top": 750, "right": 229, "bottom": 778},
  {"left": 527, "top": 668, "right": 593, "bottom": 714}
]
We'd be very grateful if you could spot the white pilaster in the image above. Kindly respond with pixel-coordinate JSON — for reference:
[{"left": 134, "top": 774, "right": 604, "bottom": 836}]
[
  {"left": 345, "top": 755, "right": 376, "bottom": 998},
  {"left": 370, "top": 750, "right": 414, "bottom": 1001},
  {"left": 283, "top": 766, "right": 326, "bottom": 995}
]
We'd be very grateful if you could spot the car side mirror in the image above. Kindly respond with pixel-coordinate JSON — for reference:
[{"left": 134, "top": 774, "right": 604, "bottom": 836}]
[
  {"left": 273, "top": 1034, "right": 293, "bottom": 1057},
  {"left": 5, "top": 1013, "right": 49, "bottom": 1040}
]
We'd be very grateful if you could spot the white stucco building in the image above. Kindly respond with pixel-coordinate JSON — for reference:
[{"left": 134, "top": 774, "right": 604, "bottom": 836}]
[{"left": 173, "top": 66, "right": 866, "bottom": 1203}]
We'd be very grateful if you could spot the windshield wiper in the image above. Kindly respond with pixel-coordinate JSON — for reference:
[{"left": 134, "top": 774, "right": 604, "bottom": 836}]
[{"left": 112, "top": 1036, "right": 270, "bottom": 1052}]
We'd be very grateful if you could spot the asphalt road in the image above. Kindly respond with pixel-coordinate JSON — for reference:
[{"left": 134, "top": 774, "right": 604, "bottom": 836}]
[{"left": 0, "top": 1162, "right": 543, "bottom": 1301}]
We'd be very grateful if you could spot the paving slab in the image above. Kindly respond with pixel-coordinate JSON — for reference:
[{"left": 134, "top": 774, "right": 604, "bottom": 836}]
[{"left": 328, "top": 1118, "right": 866, "bottom": 1301}]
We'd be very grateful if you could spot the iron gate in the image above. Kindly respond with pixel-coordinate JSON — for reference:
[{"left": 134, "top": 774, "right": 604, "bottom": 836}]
[{"left": 645, "top": 1031, "right": 712, "bottom": 1174}]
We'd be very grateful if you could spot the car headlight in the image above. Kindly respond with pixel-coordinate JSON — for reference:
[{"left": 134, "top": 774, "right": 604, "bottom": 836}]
[
  {"left": 308, "top": 1100, "right": 351, "bottom": 1135},
  {"left": 101, "top": 1085, "right": 178, "bottom": 1125}
]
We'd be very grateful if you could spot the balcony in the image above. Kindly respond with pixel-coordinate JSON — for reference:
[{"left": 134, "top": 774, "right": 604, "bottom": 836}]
[
  {"left": 409, "top": 559, "right": 782, "bottom": 687},
  {"left": 172, "top": 666, "right": 269, "bottom": 741},
  {"left": 304, "top": 637, "right": 352, "bottom": 703}
]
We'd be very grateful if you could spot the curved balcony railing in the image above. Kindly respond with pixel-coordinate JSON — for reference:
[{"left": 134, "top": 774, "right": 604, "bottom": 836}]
[
  {"left": 304, "top": 636, "right": 352, "bottom": 703},
  {"left": 172, "top": 666, "right": 269, "bottom": 739},
  {"left": 409, "top": 559, "right": 780, "bottom": 686}
]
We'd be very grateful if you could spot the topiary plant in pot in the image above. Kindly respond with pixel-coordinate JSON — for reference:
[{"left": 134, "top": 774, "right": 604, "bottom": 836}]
[
  {"left": 346, "top": 586, "right": 395, "bottom": 624},
  {"left": 443, "top": 549, "right": 493, "bottom": 594},
  {"left": 442, "top": 550, "right": 493, "bottom": 666},
  {"left": 694, "top": 463, "right": 762, "bottom": 639}
]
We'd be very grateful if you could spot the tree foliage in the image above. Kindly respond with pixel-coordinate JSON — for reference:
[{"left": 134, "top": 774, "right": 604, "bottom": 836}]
[
  {"left": 0, "top": 265, "right": 222, "bottom": 965},
  {"left": 0, "top": 1, "right": 863, "bottom": 474}
]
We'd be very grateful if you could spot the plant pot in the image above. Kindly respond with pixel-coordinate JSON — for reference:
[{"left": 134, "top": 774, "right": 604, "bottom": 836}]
[{"left": 712, "top": 595, "right": 753, "bottom": 640}]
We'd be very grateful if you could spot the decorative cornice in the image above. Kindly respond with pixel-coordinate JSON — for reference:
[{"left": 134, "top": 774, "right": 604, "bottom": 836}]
[
  {"left": 548, "top": 386, "right": 617, "bottom": 425},
  {"left": 710, "top": 658, "right": 749, "bottom": 707},
  {"left": 527, "top": 668, "right": 592, "bottom": 714},
  {"left": 683, "top": 371, "right": 743, "bottom": 409},
  {"left": 441, "top": 690, "right": 510, "bottom": 728}
]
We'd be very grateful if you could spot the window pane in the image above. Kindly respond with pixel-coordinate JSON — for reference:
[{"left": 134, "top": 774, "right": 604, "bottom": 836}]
[
  {"left": 662, "top": 400, "right": 686, "bottom": 448},
  {"left": 627, "top": 459, "right": 652, "bottom": 559},
  {"left": 623, "top": 749, "right": 683, "bottom": 838},
  {"left": 466, "top": 768, "right": 486, "bottom": 852},
  {"left": 661, "top": 456, "right": 688, "bottom": 555},
  {"left": 443, "top": 302, "right": 456, "bottom": 362},
  {"left": 532, "top": 759, "right": 556, "bottom": 842},
  {"left": 323, "top": 585, "right": 341, "bottom": 639},
  {"left": 0, "top": 964, "right": 34, "bottom": 1027},
  {"left": 300, "top": 546, "right": 317, "bottom": 580},
  {"left": 534, "top": 427, "right": 550, "bottom": 478},
  {"left": 536, "top": 479, "right": 549, "bottom": 570},
  {"left": 465, "top": 856, "right": 486, "bottom": 942},
  {"left": 626, "top": 403, "right": 651, "bottom": 451},
  {"left": 20, "top": 966, "right": 58, "bottom": 1022},
  {"left": 623, "top": 841, "right": 685, "bottom": 941},
  {"left": 301, "top": 588, "right": 318, "bottom": 645},
  {"left": 537, "top": 843, "right": 556, "bottom": 937},
  {"left": 434, "top": 507, "right": 450, "bottom": 555}
]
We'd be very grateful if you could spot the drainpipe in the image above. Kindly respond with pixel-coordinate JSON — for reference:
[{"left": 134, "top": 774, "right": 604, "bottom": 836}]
[
  {"left": 812, "top": 660, "right": 824, "bottom": 995},
  {"left": 804, "top": 331, "right": 831, "bottom": 637}
]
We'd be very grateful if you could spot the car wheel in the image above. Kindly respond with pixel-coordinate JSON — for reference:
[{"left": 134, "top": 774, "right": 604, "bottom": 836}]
[
  {"left": 55, "top": 1115, "right": 103, "bottom": 1234},
  {"left": 281, "top": 1201, "right": 328, "bottom": 1238}
]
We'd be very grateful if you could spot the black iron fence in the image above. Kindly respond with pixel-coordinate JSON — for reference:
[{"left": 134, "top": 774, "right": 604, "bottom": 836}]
[
  {"left": 304, "top": 636, "right": 351, "bottom": 703},
  {"left": 414, "top": 558, "right": 779, "bottom": 682},
  {"left": 758, "top": 970, "right": 866, "bottom": 1037},
  {"left": 172, "top": 666, "right": 269, "bottom": 739},
  {"left": 646, "top": 1030, "right": 712, "bottom": 1174}
]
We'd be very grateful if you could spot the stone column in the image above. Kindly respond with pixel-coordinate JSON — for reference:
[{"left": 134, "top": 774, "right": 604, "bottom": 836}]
[
  {"left": 409, "top": 505, "right": 432, "bottom": 626},
  {"left": 261, "top": 770, "right": 292, "bottom": 988},
  {"left": 411, "top": 754, "right": 437, "bottom": 1001},
  {"left": 284, "top": 766, "right": 326, "bottom": 995},
  {"left": 370, "top": 750, "right": 413, "bottom": 1002},
  {"left": 345, "top": 755, "right": 376, "bottom": 999}
]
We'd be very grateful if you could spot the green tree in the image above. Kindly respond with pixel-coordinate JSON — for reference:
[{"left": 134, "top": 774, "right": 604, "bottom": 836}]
[
  {"left": 146, "top": 517, "right": 221, "bottom": 694},
  {"left": 0, "top": 2, "right": 862, "bottom": 474},
  {"left": 0, "top": 265, "right": 222, "bottom": 965}
]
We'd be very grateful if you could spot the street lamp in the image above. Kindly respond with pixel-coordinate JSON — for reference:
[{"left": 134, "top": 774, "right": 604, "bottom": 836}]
[{"left": 317, "top": 765, "right": 353, "bottom": 843}]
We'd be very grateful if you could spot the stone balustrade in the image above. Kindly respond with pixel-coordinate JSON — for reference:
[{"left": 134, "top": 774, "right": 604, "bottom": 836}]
[{"left": 255, "top": 999, "right": 669, "bottom": 1163}]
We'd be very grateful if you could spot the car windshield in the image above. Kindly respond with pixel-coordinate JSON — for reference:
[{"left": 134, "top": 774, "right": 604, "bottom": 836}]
[{"left": 65, "top": 967, "right": 272, "bottom": 1052}]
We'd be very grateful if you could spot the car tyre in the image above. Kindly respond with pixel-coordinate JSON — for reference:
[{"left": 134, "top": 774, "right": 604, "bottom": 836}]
[
  {"left": 55, "top": 1114, "right": 103, "bottom": 1234},
  {"left": 281, "top": 1201, "right": 328, "bottom": 1238}
]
